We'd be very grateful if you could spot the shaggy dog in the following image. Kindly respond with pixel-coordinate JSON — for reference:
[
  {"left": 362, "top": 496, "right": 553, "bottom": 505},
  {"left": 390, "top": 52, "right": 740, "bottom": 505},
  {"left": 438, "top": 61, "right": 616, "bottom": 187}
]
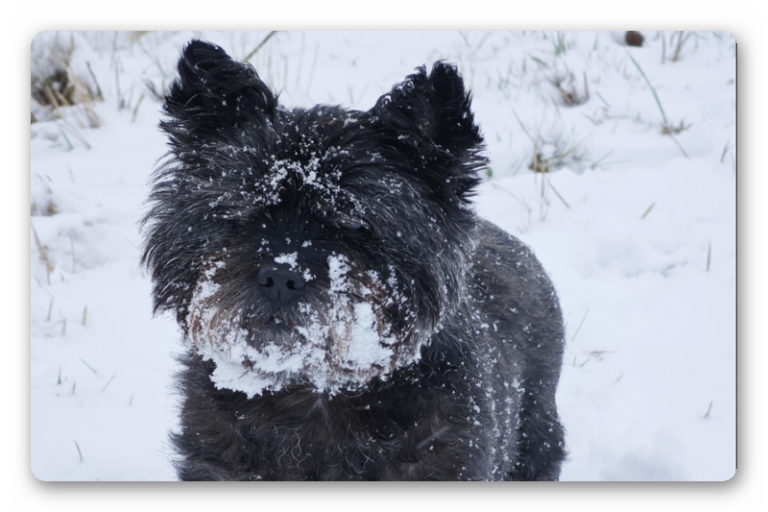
[{"left": 142, "top": 40, "right": 566, "bottom": 480}]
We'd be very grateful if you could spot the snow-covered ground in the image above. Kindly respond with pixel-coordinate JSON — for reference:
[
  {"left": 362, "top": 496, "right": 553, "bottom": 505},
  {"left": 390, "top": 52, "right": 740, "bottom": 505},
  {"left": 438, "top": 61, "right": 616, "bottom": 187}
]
[{"left": 29, "top": 30, "right": 735, "bottom": 483}]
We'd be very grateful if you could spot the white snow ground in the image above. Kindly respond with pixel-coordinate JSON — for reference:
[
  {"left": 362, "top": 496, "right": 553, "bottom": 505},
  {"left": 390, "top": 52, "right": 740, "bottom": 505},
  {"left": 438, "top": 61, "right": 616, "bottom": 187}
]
[{"left": 29, "top": 30, "right": 735, "bottom": 481}]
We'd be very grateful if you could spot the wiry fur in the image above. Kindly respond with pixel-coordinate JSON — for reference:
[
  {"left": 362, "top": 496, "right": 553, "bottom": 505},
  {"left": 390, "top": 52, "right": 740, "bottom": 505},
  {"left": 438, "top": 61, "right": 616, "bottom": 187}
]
[{"left": 142, "top": 40, "right": 566, "bottom": 480}]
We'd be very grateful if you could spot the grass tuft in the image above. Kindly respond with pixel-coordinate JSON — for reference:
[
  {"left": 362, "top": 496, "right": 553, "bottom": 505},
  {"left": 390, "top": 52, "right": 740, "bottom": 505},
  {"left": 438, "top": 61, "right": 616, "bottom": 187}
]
[
  {"left": 550, "top": 31, "right": 569, "bottom": 56},
  {"left": 31, "top": 33, "right": 101, "bottom": 129}
]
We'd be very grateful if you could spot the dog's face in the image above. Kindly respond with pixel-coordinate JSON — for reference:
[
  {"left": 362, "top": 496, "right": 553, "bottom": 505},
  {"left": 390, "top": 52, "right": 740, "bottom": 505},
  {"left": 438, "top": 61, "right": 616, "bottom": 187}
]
[{"left": 143, "top": 41, "right": 486, "bottom": 396}]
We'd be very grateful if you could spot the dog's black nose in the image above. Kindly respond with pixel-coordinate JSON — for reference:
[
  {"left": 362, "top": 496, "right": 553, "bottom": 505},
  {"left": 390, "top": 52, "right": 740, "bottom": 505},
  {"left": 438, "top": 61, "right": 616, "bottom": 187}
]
[{"left": 257, "top": 265, "right": 305, "bottom": 303}]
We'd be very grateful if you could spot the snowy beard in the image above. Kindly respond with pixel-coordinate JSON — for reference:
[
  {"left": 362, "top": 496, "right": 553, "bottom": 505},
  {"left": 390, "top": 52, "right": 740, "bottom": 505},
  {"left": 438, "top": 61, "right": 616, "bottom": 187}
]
[{"left": 185, "top": 254, "right": 429, "bottom": 398}]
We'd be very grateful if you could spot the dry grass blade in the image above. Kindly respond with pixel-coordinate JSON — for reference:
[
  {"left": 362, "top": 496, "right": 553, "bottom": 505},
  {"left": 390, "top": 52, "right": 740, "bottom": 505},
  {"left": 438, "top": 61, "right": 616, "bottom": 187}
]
[
  {"left": 132, "top": 93, "right": 145, "bottom": 122},
  {"left": 62, "top": 62, "right": 100, "bottom": 128},
  {"left": 85, "top": 61, "right": 103, "bottom": 101},
  {"left": 546, "top": 178, "right": 571, "bottom": 209},
  {"left": 570, "top": 309, "right": 589, "bottom": 342},
  {"left": 32, "top": 224, "right": 54, "bottom": 273},
  {"left": 511, "top": 108, "right": 535, "bottom": 143},
  {"left": 671, "top": 31, "right": 692, "bottom": 62},
  {"left": 640, "top": 202, "right": 656, "bottom": 219},
  {"left": 79, "top": 358, "right": 98, "bottom": 375},
  {"left": 63, "top": 119, "right": 92, "bottom": 149},
  {"left": 720, "top": 140, "right": 731, "bottom": 163},
  {"left": 143, "top": 79, "right": 165, "bottom": 101},
  {"left": 556, "top": 85, "right": 574, "bottom": 106},
  {"left": 102, "top": 375, "right": 116, "bottom": 392},
  {"left": 74, "top": 440, "right": 84, "bottom": 462},
  {"left": 666, "top": 132, "right": 689, "bottom": 159},
  {"left": 245, "top": 31, "right": 278, "bottom": 62},
  {"left": 626, "top": 51, "right": 668, "bottom": 125},
  {"left": 552, "top": 72, "right": 589, "bottom": 107}
]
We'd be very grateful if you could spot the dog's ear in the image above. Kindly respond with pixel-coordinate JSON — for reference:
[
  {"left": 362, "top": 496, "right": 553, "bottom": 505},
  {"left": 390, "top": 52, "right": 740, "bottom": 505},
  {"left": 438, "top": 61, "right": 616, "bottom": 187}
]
[
  {"left": 373, "top": 62, "right": 485, "bottom": 201},
  {"left": 162, "top": 40, "right": 277, "bottom": 136}
]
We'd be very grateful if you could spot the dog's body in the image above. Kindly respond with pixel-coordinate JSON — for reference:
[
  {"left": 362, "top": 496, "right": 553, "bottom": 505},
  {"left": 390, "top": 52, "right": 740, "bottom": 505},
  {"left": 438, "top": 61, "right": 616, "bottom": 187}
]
[{"left": 143, "top": 40, "right": 565, "bottom": 480}]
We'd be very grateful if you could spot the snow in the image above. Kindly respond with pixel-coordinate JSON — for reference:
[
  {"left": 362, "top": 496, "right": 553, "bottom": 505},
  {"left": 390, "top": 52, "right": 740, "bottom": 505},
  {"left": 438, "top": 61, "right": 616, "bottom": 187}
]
[
  {"left": 184, "top": 250, "right": 399, "bottom": 398},
  {"left": 29, "top": 30, "right": 735, "bottom": 482}
]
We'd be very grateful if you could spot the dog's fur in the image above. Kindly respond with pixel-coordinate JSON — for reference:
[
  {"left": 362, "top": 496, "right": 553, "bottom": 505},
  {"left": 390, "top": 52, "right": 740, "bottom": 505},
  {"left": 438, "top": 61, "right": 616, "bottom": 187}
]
[{"left": 142, "top": 40, "right": 565, "bottom": 481}]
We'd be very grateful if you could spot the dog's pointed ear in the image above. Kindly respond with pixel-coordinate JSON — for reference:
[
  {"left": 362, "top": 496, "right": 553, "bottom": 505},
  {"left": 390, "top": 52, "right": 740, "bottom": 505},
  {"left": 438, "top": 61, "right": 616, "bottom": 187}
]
[
  {"left": 372, "top": 62, "right": 485, "bottom": 200},
  {"left": 162, "top": 40, "right": 277, "bottom": 136}
]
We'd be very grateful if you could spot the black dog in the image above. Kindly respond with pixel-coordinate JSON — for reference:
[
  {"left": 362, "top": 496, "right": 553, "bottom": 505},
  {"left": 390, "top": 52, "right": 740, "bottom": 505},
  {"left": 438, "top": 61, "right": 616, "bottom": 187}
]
[{"left": 142, "top": 40, "right": 565, "bottom": 480}]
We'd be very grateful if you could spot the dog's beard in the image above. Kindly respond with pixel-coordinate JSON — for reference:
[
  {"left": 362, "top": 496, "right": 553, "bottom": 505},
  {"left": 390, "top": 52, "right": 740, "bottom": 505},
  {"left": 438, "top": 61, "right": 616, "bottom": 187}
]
[{"left": 186, "top": 255, "right": 425, "bottom": 397}]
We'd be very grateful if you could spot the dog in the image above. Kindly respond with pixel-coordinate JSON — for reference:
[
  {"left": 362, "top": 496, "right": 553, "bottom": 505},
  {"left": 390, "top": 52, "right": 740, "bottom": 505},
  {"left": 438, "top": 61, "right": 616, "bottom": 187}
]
[{"left": 142, "top": 40, "right": 566, "bottom": 480}]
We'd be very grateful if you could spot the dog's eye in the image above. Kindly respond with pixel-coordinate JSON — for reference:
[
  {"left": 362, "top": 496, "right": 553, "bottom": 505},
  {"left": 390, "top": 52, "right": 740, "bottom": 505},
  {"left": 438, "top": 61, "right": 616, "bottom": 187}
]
[{"left": 337, "top": 216, "right": 368, "bottom": 233}]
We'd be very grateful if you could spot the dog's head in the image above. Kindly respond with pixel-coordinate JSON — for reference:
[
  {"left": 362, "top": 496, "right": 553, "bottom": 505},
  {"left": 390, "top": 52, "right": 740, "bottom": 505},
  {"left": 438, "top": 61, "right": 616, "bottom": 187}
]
[{"left": 142, "top": 40, "right": 486, "bottom": 395}]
